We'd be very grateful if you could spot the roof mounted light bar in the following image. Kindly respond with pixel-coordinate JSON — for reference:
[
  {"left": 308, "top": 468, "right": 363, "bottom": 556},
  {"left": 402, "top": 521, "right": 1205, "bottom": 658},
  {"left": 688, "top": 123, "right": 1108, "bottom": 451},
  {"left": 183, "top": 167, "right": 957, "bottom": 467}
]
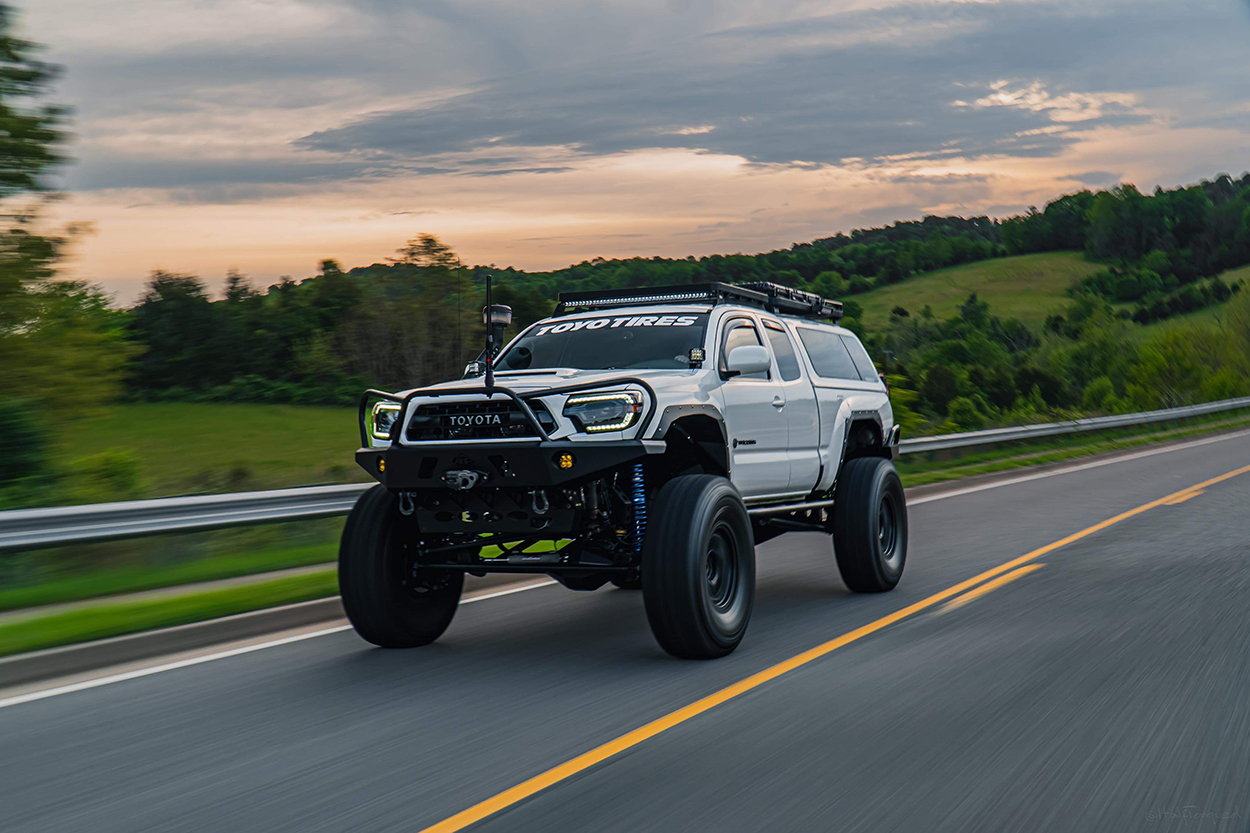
[{"left": 555, "top": 281, "right": 843, "bottom": 321}]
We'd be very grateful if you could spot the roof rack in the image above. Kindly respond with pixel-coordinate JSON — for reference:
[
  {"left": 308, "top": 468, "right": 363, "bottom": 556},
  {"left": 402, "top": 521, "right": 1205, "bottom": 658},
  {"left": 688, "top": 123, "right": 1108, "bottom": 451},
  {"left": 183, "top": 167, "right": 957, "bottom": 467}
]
[{"left": 554, "top": 281, "right": 843, "bottom": 321}]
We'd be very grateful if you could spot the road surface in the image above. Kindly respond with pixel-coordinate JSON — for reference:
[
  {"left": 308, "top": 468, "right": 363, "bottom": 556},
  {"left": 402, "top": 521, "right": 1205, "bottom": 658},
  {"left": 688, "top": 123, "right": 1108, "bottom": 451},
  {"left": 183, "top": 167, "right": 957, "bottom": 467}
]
[{"left": 3, "top": 431, "right": 1249, "bottom": 833}]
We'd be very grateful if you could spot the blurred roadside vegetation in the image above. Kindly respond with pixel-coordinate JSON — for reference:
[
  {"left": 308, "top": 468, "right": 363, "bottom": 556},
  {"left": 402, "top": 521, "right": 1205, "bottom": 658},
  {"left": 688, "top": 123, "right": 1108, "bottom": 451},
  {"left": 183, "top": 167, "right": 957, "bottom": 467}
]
[
  {"left": 0, "top": 569, "right": 339, "bottom": 657},
  {"left": 0, "top": 519, "right": 342, "bottom": 613}
]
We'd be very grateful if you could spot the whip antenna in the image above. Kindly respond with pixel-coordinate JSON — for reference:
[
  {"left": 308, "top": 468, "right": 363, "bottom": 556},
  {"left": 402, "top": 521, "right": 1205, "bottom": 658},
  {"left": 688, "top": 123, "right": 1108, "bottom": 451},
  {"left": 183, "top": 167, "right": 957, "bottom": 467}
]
[
  {"left": 468, "top": 273, "right": 512, "bottom": 384},
  {"left": 484, "top": 273, "right": 495, "bottom": 389}
]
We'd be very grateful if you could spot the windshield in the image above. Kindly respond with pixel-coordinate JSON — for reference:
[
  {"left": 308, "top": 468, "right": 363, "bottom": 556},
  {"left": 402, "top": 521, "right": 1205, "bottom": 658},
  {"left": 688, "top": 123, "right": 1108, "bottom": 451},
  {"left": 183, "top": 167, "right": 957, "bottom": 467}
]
[{"left": 499, "top": 313, "right": 709, "bottom": 371}]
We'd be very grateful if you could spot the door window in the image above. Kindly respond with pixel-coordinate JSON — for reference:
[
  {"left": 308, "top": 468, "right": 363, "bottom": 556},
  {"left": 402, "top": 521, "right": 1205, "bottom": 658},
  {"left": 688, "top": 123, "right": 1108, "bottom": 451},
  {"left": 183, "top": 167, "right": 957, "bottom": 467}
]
[
  {"left": 762, "top": 321, "right": 802, "bottom": 382},
  {"left": 720, "top": 320, "right": 769, "bottom": 380}
]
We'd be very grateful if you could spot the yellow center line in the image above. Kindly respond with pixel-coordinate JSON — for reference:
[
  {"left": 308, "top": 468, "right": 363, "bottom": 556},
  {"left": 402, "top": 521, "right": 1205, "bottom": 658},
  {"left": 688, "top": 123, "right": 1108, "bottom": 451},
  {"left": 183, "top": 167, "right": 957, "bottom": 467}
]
[
  {"left": 1162, "top": 488, "right": 1206, "bottom": 505},
  {"left": 937, "top": 563, "right": 1046, "bottom": 614},
  {"left": 418, "top": 461, "right": 1250, "bottom": 833}
]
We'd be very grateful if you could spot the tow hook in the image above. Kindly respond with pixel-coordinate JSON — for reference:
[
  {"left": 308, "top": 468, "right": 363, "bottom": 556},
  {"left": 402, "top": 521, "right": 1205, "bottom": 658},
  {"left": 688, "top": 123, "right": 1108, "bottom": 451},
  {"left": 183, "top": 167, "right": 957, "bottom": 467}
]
[
  {"left": 442, "top": 470, "right": 485, "bottom": 490},
  {"left": 398, "top": 492, "right": 416, "bottom": 516},
  {"left": 531, "top": 489, "right": 550, "bottom": 515}
]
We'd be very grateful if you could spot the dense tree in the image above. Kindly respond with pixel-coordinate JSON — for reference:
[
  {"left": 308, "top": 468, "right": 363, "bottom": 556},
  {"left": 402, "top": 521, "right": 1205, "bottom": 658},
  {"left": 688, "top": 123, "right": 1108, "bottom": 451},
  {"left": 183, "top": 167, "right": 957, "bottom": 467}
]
[
  {"left": 0, "top": 1, "right": 66, "bottom": 326},
  {"left": 127, "top": 272, "right": 224, "bottom": 390},
  {"left": 0, "top": 5, "right": 138, "bottom": 506},
  {"left": 0, "top": 2, "right": 132, "bottom": 414}
]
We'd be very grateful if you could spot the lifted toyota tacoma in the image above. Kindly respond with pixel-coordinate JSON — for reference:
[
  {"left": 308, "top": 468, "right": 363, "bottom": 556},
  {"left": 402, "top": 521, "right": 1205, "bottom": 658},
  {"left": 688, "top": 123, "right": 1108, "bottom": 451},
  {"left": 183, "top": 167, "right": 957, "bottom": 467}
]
[{"left": 342, "top": 280, "right": 906, "bottom": 659}]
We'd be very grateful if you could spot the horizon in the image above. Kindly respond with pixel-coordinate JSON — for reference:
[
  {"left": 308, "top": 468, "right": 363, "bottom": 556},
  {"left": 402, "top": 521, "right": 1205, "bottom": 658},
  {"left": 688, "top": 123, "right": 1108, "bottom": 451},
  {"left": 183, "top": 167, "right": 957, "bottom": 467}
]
[{"left": 25, "top": 0, "right": 1250, "bottom": 303}]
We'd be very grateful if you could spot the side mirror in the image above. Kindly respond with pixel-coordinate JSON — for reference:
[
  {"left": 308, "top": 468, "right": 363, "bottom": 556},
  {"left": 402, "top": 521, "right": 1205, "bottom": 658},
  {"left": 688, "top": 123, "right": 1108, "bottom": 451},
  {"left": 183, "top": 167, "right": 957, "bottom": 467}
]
[{"left": 725, "top": 345, "right": 771, "bottom": 377}]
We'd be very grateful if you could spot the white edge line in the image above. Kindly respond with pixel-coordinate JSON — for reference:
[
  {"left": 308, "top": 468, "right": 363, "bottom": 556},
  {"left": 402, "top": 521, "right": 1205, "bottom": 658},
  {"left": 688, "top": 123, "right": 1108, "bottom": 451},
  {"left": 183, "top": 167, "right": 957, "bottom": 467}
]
[
  {"left": 0, "top": 579, "right": 558, "bottom": 710},
  {"left": 907, "top": 428, "right": 1250, "bottom": 506}
]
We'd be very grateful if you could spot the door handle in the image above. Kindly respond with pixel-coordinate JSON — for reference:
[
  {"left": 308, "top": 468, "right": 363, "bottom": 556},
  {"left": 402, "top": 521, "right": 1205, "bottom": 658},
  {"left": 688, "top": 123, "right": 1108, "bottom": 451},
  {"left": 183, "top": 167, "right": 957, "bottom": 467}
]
[{"left": 772, "top": 396, "right": 785, "bottom": 409}]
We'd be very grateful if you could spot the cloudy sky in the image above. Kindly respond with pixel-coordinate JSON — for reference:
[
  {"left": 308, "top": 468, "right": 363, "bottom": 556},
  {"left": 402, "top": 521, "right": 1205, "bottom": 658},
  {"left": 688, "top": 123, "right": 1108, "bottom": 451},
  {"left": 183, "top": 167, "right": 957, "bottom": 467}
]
[{"left": 23, "top": 0, "right": 1250, "bottom": 301}]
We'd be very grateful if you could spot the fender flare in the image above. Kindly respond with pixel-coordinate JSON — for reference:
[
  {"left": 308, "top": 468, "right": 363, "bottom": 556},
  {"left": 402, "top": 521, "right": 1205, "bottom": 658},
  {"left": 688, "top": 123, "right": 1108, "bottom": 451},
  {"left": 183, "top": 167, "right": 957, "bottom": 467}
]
[
  {"left": 652, "top": 403, "right": 729, "bottom": 445},
  {"left": 652, "top": 404, "right": 731, "bottom": 478},
  {"left": 830, "top": 408, "right": 889, "bottom": 488}
]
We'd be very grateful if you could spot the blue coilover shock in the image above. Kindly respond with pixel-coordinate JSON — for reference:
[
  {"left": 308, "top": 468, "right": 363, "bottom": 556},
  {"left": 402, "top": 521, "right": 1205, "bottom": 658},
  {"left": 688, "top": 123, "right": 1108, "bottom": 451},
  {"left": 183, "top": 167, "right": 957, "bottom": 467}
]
[{"left": 630, "top": 462, "right": 646, "bottom": 553}]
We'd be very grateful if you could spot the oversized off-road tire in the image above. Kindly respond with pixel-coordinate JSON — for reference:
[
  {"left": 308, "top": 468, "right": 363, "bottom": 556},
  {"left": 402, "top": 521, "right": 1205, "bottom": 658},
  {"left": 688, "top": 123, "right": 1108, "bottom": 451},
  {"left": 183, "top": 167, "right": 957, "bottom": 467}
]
[
  {"left": 642, "top": 475, "right": 755, "bottom": 659},
  {"left": 832, "top": 457, "right": 907, "bottom": 592},
  {"left": 339, "top": 485, "right": 463, "bottom": 648}
]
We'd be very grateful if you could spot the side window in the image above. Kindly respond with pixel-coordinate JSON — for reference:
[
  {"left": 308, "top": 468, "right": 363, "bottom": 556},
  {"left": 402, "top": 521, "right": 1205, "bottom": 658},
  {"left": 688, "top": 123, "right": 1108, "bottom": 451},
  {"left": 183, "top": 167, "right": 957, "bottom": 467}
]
[
  {"left": 720, "top": 319, "right": 769, "bottom": 380},
  {"left": 840, "top": 334, "right": 879, "bottom": 382},
  {"left": 795, "top": 327, "right": 860, "bottom": 380},
  {"left": 762, "top": 321, "right": 802, "bottom": 382}
]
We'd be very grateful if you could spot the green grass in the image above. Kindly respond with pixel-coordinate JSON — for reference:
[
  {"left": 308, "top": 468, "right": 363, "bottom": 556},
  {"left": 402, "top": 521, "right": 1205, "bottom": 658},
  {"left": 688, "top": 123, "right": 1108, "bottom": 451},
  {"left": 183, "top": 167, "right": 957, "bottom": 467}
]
[
  {"left": 853, "top": 252, "right": 1103, "bottom": 329},
  {"left": 0, "top": 541, "right": 337, "bottom": 613},
  {"left": 64, "top": 402, "right": 364, "bottom": 497},
  {"left": 0, "top": 570, "right": 338, "bottom": 657}
]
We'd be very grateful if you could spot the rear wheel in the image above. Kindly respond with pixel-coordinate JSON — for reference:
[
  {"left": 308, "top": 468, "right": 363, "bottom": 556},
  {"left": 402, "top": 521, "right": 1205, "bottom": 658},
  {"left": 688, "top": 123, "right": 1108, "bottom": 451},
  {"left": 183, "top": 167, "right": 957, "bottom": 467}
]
[
  {"left": 642, "top": 475, "right": 755, "bottom": 659},
  {"left": 339, "top": 485, "right": 464, "bottom": 647},
  {"left": 832, "top": 457, "right": 907, "bottom": 592}
]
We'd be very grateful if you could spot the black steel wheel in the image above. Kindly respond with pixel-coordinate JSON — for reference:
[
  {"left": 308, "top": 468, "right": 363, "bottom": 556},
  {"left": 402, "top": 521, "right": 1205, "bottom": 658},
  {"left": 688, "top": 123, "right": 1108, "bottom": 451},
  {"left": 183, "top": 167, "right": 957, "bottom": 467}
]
[
  {"left": 642, "top": 474, "right": 755, "bottom": 659},
  {"left": 339, "top": 485, "right": 464, "bottom": 648},
  {"left": 831, "top": 457, "right": 908, "bottom": 592}
]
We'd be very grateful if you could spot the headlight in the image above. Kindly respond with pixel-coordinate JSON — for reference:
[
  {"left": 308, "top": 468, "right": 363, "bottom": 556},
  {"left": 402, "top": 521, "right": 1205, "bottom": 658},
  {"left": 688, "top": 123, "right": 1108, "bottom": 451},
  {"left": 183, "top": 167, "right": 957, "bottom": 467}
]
[
  {"left": 563, "top": 392, "right": 643, "bottom": 433},
  {"left": 370, "top": 402, "right": 403, "bottom": 440}
]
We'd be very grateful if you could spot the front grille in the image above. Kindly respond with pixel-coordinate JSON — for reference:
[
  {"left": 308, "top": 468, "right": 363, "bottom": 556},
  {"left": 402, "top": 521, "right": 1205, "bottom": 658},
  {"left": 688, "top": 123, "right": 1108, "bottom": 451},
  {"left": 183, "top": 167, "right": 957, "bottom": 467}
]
[{"left": 406, "top": 400, "right": 556, "bottom": 441}]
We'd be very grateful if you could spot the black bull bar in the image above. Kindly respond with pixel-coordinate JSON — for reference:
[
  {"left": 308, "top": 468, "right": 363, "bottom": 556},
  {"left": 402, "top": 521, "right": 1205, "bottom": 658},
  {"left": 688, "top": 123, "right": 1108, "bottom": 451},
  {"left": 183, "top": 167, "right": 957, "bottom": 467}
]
[{"left": 356, "top": 379, "right": 661, "bottom": 489}]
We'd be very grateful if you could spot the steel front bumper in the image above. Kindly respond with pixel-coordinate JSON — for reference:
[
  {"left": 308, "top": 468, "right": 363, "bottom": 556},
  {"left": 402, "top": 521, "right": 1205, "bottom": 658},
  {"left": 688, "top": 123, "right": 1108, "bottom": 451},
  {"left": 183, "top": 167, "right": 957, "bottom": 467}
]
[{"left": 357, "top": 440, "right": 666, "bottom": 490}]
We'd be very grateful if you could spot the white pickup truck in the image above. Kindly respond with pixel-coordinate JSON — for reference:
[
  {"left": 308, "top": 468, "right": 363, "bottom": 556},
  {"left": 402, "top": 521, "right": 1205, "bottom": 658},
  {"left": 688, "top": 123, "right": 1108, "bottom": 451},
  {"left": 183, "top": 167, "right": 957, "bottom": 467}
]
[{"left": 344, "top": 281, "right": 906, "bottom": 659}]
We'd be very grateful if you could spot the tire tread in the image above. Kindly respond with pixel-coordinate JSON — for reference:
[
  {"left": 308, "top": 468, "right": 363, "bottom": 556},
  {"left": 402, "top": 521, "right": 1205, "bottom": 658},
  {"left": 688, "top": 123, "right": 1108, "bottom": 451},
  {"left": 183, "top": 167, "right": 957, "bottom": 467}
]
[
  {"left": 339, "top": 485, "right": 462, "bottom": 648},
  {"left": 832, "top": 457, "right": 907, "bottom": 593}
]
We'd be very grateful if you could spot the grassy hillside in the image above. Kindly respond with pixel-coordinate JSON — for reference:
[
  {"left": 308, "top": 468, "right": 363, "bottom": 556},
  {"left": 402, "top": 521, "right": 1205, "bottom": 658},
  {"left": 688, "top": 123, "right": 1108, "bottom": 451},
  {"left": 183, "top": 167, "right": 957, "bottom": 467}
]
[
  {"left": 66, "top": 403, "right": 363, "bottom": 497},
  {"left": 852, "top": 251, "right": 1102, "bottom": 329},
  {"left": 853, "top": 252, "right": 1248, "bottom": 335}
]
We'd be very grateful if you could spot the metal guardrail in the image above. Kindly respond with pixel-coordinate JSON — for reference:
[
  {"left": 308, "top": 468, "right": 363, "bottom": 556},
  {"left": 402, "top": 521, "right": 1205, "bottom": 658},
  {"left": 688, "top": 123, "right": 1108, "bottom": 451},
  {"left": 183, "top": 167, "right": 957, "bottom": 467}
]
[
  {"left": 0, "top": 484, "right": 370, "bottom": 552},
  {"left": 899, "top": 395, "right": 1250, "bottom": 453},
  {"left": 2, "top": 396, "right": 1248, "bottom": 552}
]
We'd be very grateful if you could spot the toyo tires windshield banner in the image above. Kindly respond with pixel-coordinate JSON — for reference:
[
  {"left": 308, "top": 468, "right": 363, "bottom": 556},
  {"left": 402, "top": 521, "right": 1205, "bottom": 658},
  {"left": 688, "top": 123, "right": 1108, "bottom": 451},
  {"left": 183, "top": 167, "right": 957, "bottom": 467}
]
[{"left": 500, "top": 314, "right": 709, "bottom": 371}]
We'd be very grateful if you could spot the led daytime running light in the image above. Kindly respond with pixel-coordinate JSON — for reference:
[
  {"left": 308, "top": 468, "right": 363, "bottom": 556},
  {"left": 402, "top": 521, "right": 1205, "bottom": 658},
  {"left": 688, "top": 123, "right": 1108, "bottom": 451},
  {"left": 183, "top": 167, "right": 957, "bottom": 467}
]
[
  {"left": 563, "top": 392, "right": 643, "bottom": 433},
  {"left": 370, "top": 402, "right": 403, "bottom": 440}
]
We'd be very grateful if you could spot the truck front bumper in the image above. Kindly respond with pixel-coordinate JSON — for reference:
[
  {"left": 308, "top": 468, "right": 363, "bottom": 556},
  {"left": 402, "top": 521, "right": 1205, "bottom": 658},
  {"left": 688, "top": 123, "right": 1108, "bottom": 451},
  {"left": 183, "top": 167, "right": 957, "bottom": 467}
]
[{"left": 357, "top": 439, "right": 666, "bottom": 490}]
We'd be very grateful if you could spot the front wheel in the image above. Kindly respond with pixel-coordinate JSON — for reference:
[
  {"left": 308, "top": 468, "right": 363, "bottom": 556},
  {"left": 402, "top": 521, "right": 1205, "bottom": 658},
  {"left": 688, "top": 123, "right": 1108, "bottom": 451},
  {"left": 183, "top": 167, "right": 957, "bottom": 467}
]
[
  {"left": 642, "top": 475, "right": 755, "bottom": 659},
  {"left": 832, "top": 457, "right": 908, "bottom": 592},
  {"left": 339, "top": 485, "right": 464, "bottom": 648}
]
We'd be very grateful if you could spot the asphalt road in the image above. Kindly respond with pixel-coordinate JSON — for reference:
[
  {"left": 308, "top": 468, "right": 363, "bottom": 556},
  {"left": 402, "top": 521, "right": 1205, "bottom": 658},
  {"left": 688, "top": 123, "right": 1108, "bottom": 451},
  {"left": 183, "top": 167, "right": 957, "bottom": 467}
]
[{"left": 4, "top": 432, "right": 1250, "bottom": 833}]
